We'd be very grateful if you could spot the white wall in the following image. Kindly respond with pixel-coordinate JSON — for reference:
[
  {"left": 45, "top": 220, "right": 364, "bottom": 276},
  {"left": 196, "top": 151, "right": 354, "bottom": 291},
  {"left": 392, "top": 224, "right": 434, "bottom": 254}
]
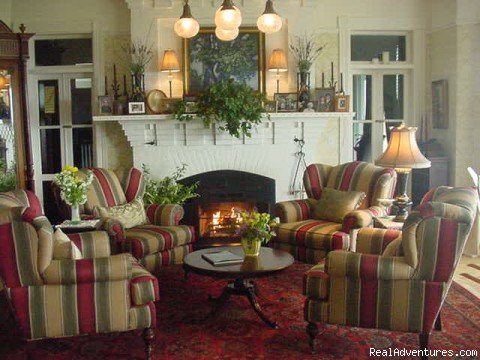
[{"left": 0, "top": 0, "right": 12, "bottom": 28}]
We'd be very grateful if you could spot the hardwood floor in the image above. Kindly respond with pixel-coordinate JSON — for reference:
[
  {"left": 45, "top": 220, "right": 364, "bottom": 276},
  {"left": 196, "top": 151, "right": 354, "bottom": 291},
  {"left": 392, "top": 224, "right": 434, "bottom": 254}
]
[{"left": 454, "top": 255, "right": 480, "bottom": 298}]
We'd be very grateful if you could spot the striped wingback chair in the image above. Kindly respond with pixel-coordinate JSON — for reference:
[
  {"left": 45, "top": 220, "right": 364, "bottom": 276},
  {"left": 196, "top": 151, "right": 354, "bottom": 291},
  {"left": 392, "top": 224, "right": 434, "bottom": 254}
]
[
  {"left": 0, "top": 190, "right": 159, "bottom": 359},
  {"left": 77, "top": 167, "right": 195, "bottom": 272},
  {"left": 303, "top": 187, "right": 477, "bottom": 359},
  {"left": 273, "top": 161, "right": 396, "bottom": 263}
]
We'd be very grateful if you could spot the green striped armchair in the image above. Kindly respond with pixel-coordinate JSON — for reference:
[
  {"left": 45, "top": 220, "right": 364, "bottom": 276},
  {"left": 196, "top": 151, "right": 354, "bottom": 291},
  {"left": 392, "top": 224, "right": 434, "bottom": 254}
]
[
  {"left": 77, "top": 167, "right": 196, "bottom": 272},
  {"left": 0, "top": 190, "right": 159, "bottom": 359},
  {"left": 303, "top": 186, "right": 477, "bottom": 359},
  {"left": 273, "top": 161, "right": 397, "bottom": 263}
]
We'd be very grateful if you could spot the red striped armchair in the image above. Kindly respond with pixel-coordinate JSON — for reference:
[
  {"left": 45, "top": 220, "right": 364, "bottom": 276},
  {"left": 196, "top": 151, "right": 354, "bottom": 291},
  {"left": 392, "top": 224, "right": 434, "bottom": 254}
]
[
  {"left": 77, "top": 167, "right": 195, "bottom": 272},
  {"left": 303, "top": 186, "right": 477, "bottom": 359},
  {"left": 273, "top": 161, "right": 397, "bottom": 263},
  {"left": 0, "top": 190, "right": 159, "bottom": 359}
]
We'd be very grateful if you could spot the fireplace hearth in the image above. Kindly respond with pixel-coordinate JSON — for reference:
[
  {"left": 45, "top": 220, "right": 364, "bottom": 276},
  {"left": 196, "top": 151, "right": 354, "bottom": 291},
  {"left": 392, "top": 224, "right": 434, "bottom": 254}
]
[{"left": 179, "top": 170, "right": 275, "bottom": 249}]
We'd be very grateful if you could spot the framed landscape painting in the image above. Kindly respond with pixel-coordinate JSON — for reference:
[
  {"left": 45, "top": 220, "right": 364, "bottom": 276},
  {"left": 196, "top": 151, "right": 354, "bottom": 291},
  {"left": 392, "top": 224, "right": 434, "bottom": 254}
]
[{"left": 183, "top": 27, "right": 266, "bottom": 94}]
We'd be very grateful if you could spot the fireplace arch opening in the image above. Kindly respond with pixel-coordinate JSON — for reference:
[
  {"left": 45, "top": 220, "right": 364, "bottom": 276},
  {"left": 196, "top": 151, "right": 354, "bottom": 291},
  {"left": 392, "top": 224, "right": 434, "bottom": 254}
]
[{"left": 179, "top": 170, "right": 275, "bottom": 249}]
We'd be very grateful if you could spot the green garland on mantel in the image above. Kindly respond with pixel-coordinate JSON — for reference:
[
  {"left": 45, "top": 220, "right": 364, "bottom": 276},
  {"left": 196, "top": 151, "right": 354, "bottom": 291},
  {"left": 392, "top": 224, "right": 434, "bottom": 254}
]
[{"left": 175, "top": 79, "right": 269, "bottom": 139}]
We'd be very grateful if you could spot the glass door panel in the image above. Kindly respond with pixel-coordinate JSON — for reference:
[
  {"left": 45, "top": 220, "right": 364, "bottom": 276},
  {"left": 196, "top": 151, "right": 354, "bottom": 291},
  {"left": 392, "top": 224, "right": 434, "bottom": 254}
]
[
  {"left": 383, "top": 74, "right": 404, "bottom": 120},
  {"left": 38, "top": 80, "right": 60, "bottom": 126}
]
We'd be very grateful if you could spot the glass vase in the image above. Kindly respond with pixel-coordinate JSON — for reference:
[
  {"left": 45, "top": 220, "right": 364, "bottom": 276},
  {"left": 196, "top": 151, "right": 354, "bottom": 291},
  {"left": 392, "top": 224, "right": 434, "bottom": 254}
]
[
  {"left": 71, "top": 204, "right": 81, "bottom": 223},
  {"left": 241, "top": 237, "right": 262, "bottom": 257}
]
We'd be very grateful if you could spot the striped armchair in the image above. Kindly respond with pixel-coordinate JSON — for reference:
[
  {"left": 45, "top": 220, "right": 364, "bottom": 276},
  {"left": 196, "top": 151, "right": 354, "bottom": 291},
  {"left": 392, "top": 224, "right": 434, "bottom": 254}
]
[
  {"left": 77, "top": 167, "right": 195, "bottom": 272},
  {"left": 273, "top": 161, "right": 396, "bottom": 263},
  {"left": 304, "top": 187, "right": 477, "bottom": 359},
  {"left": 0, "top": 190, "right": 159, "bottom": 359}
]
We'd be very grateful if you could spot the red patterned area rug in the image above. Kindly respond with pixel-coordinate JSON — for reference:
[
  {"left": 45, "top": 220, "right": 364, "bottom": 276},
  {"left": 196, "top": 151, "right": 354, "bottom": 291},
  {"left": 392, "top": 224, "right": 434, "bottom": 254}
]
[{"left": 1, "top": 262, "right": 479, "bottom": 359}]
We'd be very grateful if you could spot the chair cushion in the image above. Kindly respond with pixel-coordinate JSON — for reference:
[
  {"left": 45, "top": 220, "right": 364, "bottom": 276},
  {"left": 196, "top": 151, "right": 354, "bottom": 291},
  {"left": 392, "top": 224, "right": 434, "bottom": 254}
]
[
  {"left": 313, "top": 188, "right": 365, "bottom": 223},
  {"left": 130, "top": 258, "right": 159, "bottom": 305},
  {"left": 276, "top": 219, "right": 348, "bottom": 251},
  {"left": 94, "top": 198, "right": 148, "bottom": 229},
  {"left": 126, "top": 224, "right": 194, "bottom": 259}
]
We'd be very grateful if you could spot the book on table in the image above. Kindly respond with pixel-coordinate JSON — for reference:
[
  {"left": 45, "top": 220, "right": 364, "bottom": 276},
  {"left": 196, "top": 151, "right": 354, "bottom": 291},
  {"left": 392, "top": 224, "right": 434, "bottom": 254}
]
[{"left": 202, "top": 250, "right": 244, "bottom": 266}]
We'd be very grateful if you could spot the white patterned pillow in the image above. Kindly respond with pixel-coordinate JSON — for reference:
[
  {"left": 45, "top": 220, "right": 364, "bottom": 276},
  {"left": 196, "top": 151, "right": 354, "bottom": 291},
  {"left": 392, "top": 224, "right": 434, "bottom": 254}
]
[{"left": 94, "top": 198, "right": 148, "bottom": 229}]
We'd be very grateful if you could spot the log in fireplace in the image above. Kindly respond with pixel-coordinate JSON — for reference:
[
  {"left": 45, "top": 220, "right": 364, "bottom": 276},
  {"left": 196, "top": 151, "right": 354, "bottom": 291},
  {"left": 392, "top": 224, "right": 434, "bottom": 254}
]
[{"left": 179, "top": 170, "right": 275, "bottom": 249}]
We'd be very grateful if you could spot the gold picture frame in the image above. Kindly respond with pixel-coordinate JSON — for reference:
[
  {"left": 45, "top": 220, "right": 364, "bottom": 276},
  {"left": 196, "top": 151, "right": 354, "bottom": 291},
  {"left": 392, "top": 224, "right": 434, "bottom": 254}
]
[{"left": 183, "top": 27, "right": 266, "bottom": 95}]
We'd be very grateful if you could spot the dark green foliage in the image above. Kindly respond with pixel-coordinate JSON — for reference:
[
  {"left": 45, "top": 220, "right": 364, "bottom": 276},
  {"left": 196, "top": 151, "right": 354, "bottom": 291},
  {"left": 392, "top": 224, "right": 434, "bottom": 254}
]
[
  {"left": 175, "top": 80, "right": 268, "bottom": 138},
  {"left": 0, "top": 161, "right": 16, "bottom": 192},
  {"left": 142, "top": 164, "right": 199, "bottom": 205}
]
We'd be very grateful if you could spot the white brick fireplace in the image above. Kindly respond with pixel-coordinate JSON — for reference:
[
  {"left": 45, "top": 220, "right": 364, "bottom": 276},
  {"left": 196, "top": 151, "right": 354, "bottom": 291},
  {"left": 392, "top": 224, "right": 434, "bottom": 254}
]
[{"left": 93, "top": 113, "right": 354, "bottom": 202}]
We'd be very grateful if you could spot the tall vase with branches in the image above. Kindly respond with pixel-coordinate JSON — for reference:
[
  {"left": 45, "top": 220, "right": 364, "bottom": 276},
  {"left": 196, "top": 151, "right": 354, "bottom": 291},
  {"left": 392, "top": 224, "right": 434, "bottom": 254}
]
[{"left": 289, "top": 35, "right": 324, "bottom": 106}]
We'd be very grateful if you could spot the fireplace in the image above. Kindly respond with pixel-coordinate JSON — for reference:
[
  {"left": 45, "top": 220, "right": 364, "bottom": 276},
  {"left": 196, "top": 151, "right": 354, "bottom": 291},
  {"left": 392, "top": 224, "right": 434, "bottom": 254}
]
[{"left": 179, "top": 170, "right": 275, "bottom": 249}]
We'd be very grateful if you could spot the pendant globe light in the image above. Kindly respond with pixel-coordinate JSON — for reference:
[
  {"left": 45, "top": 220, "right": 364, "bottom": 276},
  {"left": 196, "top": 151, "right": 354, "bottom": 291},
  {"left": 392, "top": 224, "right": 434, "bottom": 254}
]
[
  {"left": 174, "top": 0, "right": 200, "bottom": 39},
  {"left": 215, "top": 27, "right": 239, "bottom": 41},
  {"left": 257, "top": 0, "right": 282, "bottom": 34},
  {"left": 215, "top": 0, "right": 242, "bottom": 31}
]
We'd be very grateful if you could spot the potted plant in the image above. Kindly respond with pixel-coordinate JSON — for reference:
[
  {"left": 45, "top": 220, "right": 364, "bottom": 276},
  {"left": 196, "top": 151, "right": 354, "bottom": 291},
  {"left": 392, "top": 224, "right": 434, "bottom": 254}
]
[
  {"left": 175, "top": 79, "right": 268, "bottom": 138},
  {"left": 142, "top": 164, "right": 199, "bottom": 205},
  {"left": 53, "top": 166, "right": 93, "bottom": 222},
  {"left": 235, "top": 210, "right": 278, "bottom": 257}
]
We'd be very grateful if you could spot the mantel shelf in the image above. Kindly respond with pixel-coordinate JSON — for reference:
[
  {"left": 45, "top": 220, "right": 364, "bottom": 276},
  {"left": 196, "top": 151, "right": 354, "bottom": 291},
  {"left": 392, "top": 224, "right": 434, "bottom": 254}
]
[{"left": 92, "top": 112, "right": 355, "bottom": 122}]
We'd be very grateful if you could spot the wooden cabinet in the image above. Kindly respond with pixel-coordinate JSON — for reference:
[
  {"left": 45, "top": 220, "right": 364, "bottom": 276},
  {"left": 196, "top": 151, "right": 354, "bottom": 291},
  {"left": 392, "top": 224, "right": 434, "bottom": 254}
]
[{"left": 411, "top": 157, "right": 449, "bottom": 205}]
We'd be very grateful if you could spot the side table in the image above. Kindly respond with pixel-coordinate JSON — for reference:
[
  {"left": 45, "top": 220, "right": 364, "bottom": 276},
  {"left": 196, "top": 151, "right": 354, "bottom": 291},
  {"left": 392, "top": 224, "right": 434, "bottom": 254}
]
[
  {"left": 373, "top": 216, "right": 404, "bottom": 231},
  {"left": 55, "top": 219, "right": 102, "bottom": 234}
]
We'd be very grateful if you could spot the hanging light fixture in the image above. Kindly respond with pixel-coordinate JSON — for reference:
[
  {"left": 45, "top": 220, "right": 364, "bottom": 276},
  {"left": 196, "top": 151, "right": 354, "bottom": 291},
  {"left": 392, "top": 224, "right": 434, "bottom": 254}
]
[
  {"left": 215, "top": 27, "right": 239, "bottom": 42},
  {"left": 257, "top": 0, "right": 282, "bottom": 34},
  {"left": 174, "top": 0, "right": 200, "bottom": 39},
  {"left": 215, "top": 0, "right": 242, "bottom": 31}
]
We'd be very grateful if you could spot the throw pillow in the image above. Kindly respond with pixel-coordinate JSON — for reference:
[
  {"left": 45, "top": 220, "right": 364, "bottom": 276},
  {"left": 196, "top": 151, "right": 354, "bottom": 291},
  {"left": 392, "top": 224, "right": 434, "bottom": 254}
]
[
  {"left": 313, "top": 188, "right": 366, "bottom": 223},
  {"left": 382, "top": 237, "right": 403, "bottom": 256},
  {"left": 53, "top": 228, "right": 83, "bottom": 260},
  {"left": 94, "top": 198, "right": 147, "bottom": 229}
]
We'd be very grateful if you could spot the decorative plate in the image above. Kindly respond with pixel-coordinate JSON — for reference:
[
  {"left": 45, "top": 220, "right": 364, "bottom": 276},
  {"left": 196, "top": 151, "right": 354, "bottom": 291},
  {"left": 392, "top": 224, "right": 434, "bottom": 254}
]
[{"left": 146, "top": 89, "right": 168, "bottom": 114}]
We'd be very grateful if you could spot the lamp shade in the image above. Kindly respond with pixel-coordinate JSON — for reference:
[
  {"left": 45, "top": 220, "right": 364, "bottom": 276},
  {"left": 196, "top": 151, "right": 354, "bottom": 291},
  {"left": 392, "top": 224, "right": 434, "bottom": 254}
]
[
  {"left": 0, "top": 75, "right": 6, "bottom": 90},
  {"left": 215, "top": 27, "right": 239, "bottom": 42},
  {"left": 215, "top": 0, "right": 242, "bottom": 30},
  {"left": 268, "top": 49, "right": 287, "bottom": 72},
  {"left": 257, "top": 0, "right": 282, "bottom": 34},
  {"left": 174, "top": 1, "right": 200, "bottom": 39},
  {"left": 375, "top": 124, "right": 431, "bottom": 169},
  {"left": 160, "top": 50, "right": 180, "bottom": 72}
]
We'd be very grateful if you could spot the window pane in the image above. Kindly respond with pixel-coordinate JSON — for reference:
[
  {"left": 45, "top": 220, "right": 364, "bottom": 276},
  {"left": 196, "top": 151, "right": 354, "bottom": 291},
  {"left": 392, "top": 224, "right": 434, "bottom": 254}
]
[
  {"left": 353, "top": 75, "right": 372, "bottom": 120},
  {"left": 71, "top": 78, "right": 92, "bottom": 125},
  {"left": 35, "top": 38, "right": 92, "bottom": 66},
  {"left": 38, "top": 80, "right": 60, "bottom": 126},
  {"left": 73, "top": 128, "right": 93, "bottom": 168},
  {"left": 40, "top": 129, "right": 61, "bottom": 174},
  {"left": 383, "top": 75, "right": 404, "bottom": 119},
  {"left": 353, "top": 123, "right": 372, "bottom": 162},
  {"left": 351, "top": 35, "right": 406, "bottom": 61}
]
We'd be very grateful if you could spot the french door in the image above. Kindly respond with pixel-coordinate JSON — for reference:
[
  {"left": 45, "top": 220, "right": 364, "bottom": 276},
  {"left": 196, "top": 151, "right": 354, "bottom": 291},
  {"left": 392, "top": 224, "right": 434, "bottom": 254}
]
[
  {"left": 351, "top": 69, "right": 410, "bottom": 162},
  {"left": 30, "top": 73, "right": 93, "bottom": 219}
]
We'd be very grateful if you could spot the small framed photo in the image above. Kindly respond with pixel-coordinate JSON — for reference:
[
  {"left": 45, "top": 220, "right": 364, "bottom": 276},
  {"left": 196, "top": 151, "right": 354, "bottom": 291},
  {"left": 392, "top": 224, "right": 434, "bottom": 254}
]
[
  {"left": 300, "top": 100, "right": 318, "bottom": 113},
  {"left": 263, "top": 100, "right": 277, "bottom": 113},
  {"left": 128, "top": 102, "right": 146, "bottom": 114},
  {"left": 98, "top": 95, "right": 113, "bottom": 115},
  {"left": 163, "top": 98, "right": 182, "bottom": 114},
  {"left": 314, "top": 88, "right": 335, "bottom": 112},
  {"left": 274, "top": 92, "right": 298, "bottom": 112},
  {"left": 334, "top": 95, "right": 350, "bottom": 112}
]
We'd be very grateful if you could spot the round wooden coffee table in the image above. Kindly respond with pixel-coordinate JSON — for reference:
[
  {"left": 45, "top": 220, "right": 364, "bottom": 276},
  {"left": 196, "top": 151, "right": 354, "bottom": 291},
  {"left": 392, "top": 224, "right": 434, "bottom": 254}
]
[{"left": 183, "top": 246, "right": 294, "bottom": 329}]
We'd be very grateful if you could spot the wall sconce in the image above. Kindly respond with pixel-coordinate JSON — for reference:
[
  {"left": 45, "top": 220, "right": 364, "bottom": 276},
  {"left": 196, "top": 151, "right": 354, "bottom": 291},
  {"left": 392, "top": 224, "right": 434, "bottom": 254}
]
[
  {"left": 268, "top": 49, "right": 287, "bottom": 94},
  {"left": 160, "top": 50, "right": 180, "bottom": 98}
]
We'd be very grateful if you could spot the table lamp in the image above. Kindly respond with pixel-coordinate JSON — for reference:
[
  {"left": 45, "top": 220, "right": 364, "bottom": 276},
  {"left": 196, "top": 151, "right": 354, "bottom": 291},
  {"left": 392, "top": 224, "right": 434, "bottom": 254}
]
[
  {"left": 268, "top": 49, "right": 287, "bottom": 94},
  {"left": 375, "top": 124, "right": 431, "bottom": 221},
  {"left": 160, "top": 50, "right": 180, "bottom": 98}
]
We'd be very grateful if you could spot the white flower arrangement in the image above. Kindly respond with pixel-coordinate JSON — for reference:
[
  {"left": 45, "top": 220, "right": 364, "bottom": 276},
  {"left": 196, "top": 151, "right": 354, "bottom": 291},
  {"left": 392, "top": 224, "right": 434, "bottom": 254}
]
[{"left": 53, "top": 166, "right": 93, "bottom": 206}]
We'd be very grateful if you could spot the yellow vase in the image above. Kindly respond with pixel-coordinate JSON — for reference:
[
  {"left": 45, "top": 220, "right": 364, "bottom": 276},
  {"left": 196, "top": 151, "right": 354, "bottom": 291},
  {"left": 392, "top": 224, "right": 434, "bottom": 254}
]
[{"left": 241, "top": 237, "right": 262, "bottom": 257}]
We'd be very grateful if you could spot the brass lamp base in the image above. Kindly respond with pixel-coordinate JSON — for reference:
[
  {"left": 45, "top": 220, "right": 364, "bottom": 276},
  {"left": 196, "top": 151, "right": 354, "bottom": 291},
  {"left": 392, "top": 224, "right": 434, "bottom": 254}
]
[{"left": 393, "top": 196, "right": 412, "bottom": 222}]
